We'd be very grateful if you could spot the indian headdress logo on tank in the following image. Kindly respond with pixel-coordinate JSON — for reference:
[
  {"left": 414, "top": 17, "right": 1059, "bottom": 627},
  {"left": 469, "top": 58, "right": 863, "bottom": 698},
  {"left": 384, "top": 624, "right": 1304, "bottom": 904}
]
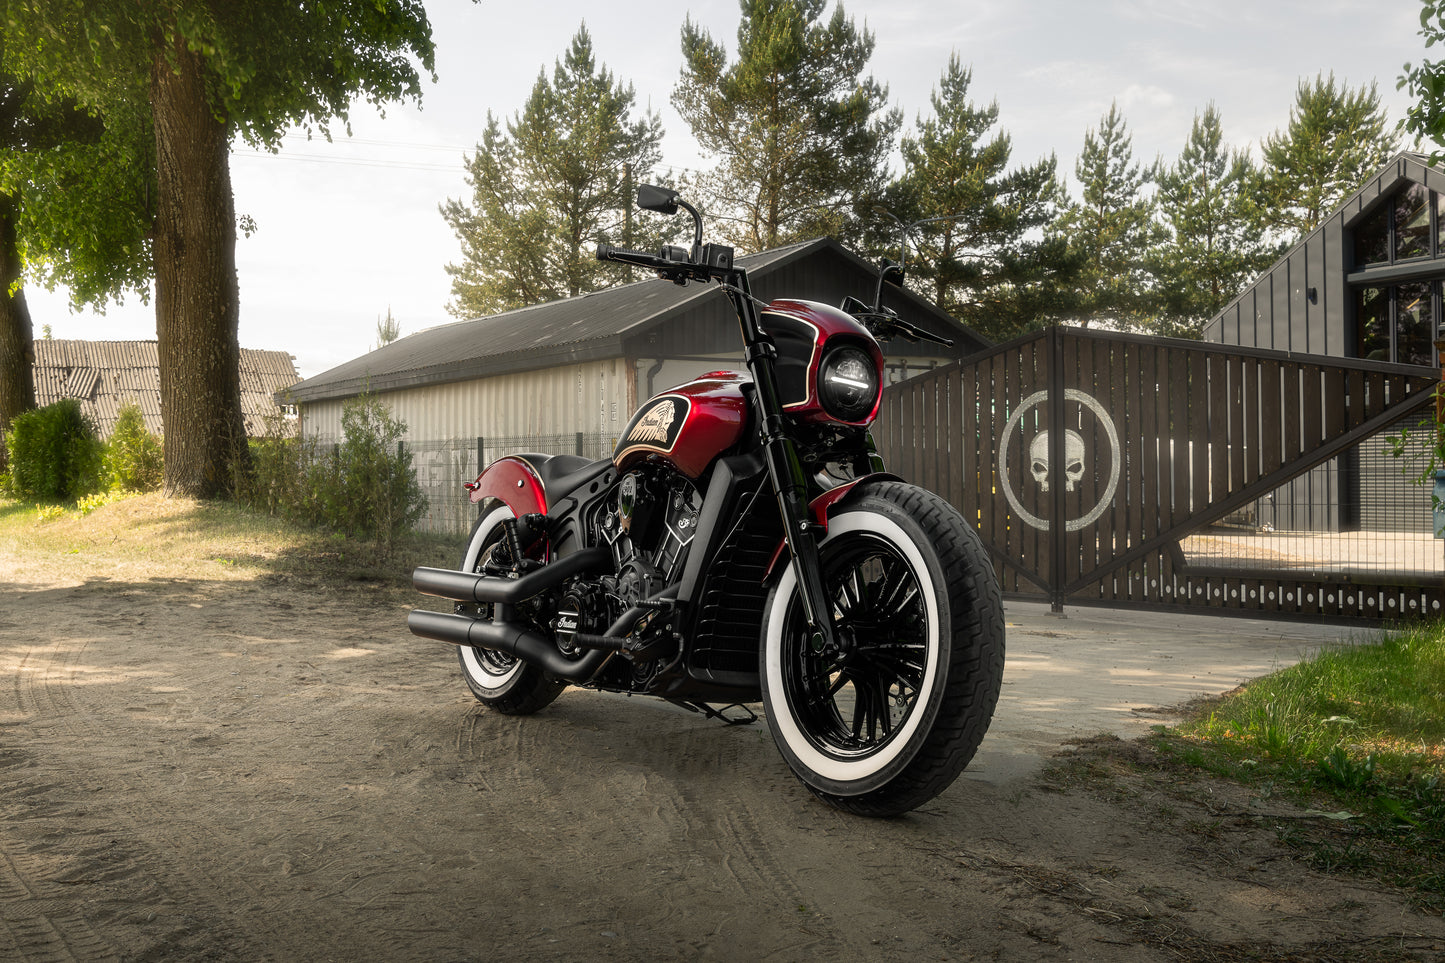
[{"left": 629, "top": 400, "right": 677, "bottom": 444}]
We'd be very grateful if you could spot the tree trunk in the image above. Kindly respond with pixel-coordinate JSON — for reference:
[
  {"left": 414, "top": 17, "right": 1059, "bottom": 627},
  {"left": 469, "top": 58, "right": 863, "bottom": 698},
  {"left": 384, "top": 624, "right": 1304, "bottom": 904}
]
[
  {"left": 151, "top": 39, "right": 249, "bottom": 499},
  {"left": 0, "top": 191, "right": 36, "bottom": 475}
]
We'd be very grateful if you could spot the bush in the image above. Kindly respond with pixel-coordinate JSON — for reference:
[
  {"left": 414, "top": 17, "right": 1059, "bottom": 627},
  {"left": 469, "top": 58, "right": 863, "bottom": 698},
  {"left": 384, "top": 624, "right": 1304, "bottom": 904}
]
[
  {"left": 3, "top": 399, "right": 104, "bottom": 501},
  {"left": 104, "top": 402, "right": 163, "bottom": 492},
  {"left": 238, "top": 394, "right": 427, "bottom": 548}
]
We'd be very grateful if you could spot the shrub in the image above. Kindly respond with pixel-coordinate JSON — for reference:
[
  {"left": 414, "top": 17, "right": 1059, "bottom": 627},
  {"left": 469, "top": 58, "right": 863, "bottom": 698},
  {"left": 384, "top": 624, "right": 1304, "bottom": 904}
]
[
  {"left": 104, "top": 402, "right": 163, "bottom": 492},
  {"left": 237, "top": 394, "right": 427, "bottom": 548},
  {"left": 315, "top": 394, "right": 427, "bottom": 547},
  {"left": 3, "top": 399, "right": 104, "bottom": 501}
]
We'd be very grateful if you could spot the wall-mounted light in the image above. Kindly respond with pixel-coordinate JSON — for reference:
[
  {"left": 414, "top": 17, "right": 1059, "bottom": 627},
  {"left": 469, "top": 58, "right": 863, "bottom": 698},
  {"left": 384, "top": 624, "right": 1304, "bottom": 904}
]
[{"left": 1306, "top": 286, "right": 1318, "bottom": 305}]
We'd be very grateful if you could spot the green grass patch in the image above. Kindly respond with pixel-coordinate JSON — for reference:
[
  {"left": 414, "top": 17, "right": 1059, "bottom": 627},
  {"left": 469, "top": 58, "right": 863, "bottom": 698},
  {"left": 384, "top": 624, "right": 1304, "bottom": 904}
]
[{"left": 1150, "top": 621, "right": 1445, "bottom": 908}]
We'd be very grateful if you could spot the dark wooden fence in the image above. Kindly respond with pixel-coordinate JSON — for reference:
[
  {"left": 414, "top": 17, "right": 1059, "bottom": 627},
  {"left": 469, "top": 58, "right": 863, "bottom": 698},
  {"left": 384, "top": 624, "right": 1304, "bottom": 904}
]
[{"left": 872, "top": 326, "right": 1445, "bottom": 622}]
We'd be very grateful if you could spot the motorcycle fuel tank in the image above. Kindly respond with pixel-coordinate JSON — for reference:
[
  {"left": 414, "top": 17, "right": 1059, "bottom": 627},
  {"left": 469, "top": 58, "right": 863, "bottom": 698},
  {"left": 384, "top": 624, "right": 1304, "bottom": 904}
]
[{"left": 613, "top": 371, "right": 750, "bottom": 479}]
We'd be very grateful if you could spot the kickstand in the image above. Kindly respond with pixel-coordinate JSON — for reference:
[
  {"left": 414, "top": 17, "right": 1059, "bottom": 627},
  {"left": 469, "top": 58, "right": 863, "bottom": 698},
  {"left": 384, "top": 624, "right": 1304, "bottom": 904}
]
[{"left": 673, "top": 701, "right": 758, "bottom": 726}]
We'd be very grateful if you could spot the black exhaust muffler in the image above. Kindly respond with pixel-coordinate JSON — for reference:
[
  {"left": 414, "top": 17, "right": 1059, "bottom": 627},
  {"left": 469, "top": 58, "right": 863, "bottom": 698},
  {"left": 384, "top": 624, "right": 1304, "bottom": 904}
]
[
  {"left": 407, "top": 609, "right": 609, "bottom": 681},
  {"left": 413, "top": 546, "right": 610, "bottom": 605}
]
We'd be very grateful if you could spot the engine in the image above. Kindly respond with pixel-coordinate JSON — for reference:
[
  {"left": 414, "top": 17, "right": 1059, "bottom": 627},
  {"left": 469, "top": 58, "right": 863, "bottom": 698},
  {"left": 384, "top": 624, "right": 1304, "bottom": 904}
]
[
  {"left": 604, "top": 469, "right": 701, "bottom": 595},
  {"left": 550, "top": 468, "right": 702, "bottom": 683}
]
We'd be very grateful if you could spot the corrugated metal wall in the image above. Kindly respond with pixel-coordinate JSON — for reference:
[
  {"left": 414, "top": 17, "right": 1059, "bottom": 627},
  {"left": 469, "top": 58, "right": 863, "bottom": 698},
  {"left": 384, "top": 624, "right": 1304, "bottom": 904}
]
[{"left": 299, "top": 357, "right": 633, "bottom": 446}]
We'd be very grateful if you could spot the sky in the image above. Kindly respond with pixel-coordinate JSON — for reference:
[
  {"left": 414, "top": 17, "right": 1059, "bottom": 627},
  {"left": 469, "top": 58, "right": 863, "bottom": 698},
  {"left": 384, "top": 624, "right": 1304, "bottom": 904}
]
[{"left": 21, "top": 0, "right": 1428, "bottom": 378}]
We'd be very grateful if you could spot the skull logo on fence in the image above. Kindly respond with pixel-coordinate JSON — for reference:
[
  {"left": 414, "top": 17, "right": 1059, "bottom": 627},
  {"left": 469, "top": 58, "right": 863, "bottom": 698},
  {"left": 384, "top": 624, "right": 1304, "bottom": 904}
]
[{"left": 1028, "top": 430, "right": 1086, "bottom": 492}]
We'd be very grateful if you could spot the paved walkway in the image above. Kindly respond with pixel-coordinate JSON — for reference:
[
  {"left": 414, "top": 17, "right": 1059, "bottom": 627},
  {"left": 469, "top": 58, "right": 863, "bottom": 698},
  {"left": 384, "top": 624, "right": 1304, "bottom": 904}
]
[{"left": 966, "top": 600, "right": 1368, "bottom": 784}]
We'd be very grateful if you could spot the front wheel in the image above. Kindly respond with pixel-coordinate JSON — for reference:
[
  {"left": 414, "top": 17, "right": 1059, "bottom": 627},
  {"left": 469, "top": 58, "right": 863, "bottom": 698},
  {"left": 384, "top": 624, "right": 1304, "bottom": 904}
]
[
  {"left": 760, "top": 482, "right": 1004, "bottom": 816},
  {"left": 455, "top": 504, "right": 566, "bottom": 715}
]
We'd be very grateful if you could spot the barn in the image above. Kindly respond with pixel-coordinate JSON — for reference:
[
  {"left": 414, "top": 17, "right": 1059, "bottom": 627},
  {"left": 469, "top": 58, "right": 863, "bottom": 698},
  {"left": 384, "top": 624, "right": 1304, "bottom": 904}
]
[
  {"left": 1203, "top": 151, "right": 1445, "bottom": 534},
  {"left": 33, "top": 339, "right": 299, "bottom": 439},
  {"left": 283, "top": 237, "right": 990, "bottom": 534}
]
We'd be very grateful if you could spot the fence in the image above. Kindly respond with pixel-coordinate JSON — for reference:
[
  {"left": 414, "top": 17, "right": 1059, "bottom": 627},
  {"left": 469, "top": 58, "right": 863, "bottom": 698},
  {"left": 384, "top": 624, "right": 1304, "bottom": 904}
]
[
  {"left": 406, "top": 432, "right": 618, "bottom": 536},
  {"left": 871, "top": 325, "right": 1445, "bottom": 622}
]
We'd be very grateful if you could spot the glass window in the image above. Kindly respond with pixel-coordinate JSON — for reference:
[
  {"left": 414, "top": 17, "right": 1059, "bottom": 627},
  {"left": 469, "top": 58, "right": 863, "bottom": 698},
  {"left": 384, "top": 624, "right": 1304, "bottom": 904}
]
[
  {"left": 1356, "top": 287, "right": 1390, "bottom": 361},
  {"left": 1354, "top": 204, "right": 1390, "bottom": 267},
  {"left": 1396, "top": 282, "right": 1436, "bottom": 366},
  {"left": 1396, "top": 184, "right": 1431, "bottom": 261}
]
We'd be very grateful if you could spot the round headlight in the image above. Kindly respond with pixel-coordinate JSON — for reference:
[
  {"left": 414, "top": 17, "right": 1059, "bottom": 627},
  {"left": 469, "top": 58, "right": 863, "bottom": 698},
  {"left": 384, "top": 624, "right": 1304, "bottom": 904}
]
[{"left": 818, "top": 345, "right": 879, "bottom": 421}]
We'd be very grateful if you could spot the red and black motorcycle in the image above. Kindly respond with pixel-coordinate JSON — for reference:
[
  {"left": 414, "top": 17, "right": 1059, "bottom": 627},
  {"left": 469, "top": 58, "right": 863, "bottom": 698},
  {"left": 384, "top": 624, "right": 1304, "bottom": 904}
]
[{"left": 408, "top": 185, "right": 1004, "bottom": 816}]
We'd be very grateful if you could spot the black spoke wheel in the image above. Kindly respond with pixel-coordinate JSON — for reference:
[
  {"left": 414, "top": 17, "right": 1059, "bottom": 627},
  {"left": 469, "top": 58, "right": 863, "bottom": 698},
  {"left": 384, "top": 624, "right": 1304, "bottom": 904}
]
[
  {"left": 761, "top": 482, "right": 1004, "bottom": 816},
  {"left": 782, "top": 537, "right": 928, "bottom": 760}
]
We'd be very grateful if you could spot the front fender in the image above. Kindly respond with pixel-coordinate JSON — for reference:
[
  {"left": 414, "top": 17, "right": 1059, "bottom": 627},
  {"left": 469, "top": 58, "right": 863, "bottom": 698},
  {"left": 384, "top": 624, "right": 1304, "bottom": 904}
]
[
  {"left": 761, "top": 472, "right": 904, "bottom": 583},
  {"left": 464, "top": 456, "right": 547, "bottom": 517}
]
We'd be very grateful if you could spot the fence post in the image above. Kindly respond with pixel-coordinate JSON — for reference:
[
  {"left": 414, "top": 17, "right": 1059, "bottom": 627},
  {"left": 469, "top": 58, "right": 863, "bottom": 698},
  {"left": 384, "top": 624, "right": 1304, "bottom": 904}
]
[
  {"left": 477, "top": 436, "right": 485, "bottom": 475},
  {"left": 1047, "top": 326, "right": 1067, "bottom": 615},
  {"left": 575, "top": 431, "right": 585, "bottom": 456}
]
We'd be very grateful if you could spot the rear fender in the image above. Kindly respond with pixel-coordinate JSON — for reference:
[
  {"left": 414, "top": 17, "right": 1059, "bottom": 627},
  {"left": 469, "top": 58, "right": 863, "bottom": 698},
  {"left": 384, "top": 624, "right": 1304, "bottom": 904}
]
[
  {"left": 464, "top": 456, "right": 547, "bottom": 517},
  {"left": 761, "top": 472, "right": 903, "bottom": 583}
]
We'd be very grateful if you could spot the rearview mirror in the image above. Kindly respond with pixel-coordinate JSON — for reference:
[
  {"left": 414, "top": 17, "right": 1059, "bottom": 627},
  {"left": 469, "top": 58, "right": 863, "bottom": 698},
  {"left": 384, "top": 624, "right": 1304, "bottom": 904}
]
[
  {"left": 880, "top": 259, "right": 905, "bottom": 288},
  {"left": 637, "top": 184, "right": 679, "bottom": 215}
]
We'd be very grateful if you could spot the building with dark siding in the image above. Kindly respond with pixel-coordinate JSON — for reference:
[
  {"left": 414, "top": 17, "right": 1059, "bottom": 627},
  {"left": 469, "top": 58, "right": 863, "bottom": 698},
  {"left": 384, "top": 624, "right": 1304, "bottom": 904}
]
[{"left": 1204, "top": 151, "right": 1443, "bottom": 533}]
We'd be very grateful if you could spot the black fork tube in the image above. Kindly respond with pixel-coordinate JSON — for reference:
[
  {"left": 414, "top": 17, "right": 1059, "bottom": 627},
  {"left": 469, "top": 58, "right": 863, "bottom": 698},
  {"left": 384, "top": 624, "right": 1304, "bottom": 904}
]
[{"left": 723, "top": 272, "right": 836, "bottom": 651}]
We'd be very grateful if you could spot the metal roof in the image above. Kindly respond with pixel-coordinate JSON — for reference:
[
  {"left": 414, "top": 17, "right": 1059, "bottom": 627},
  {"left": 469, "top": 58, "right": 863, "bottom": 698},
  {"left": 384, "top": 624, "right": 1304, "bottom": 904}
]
[
  {"left": 285, "top": 238, "right": 991, "bottom": 404},
  {"left": 33, "top": 339, "right": 300, "bottom": 438}
]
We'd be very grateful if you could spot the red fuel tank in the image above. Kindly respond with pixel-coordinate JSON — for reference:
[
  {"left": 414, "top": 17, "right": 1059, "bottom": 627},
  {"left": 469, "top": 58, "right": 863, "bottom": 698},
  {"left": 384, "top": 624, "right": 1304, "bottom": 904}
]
[{"left": 613, "top": 371, "right": 751, "bottom": 479}]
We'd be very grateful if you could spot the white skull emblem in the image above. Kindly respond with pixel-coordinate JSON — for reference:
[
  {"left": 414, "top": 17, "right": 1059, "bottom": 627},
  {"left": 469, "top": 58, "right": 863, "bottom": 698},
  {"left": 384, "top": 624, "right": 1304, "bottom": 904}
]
[{"left": 1028, "top": 429, "right": 1086, "bottom": 493}]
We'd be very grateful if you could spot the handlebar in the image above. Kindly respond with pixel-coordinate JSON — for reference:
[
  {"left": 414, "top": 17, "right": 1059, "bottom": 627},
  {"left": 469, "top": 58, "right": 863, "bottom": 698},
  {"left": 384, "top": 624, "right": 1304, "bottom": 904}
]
[
  {"left": 595, "top": 242, "right": 673, "bottom": 271},
  {"left": 844, "top": 301, "right": 954, "bottom": 348},
  {"left": 595, "top": 241, "right": 736, "bottom": 286}
]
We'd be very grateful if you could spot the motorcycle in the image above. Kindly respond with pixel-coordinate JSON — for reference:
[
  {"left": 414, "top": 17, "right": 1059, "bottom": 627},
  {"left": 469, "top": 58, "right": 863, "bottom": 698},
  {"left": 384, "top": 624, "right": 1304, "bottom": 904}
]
[{"left": 407, "top": 185, "right": 1005, "bottom": 816}]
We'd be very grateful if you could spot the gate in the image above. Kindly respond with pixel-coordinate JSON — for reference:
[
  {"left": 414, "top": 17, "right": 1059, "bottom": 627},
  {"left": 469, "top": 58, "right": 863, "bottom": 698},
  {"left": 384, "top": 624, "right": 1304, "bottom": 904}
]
[{"left": 871, "top": 326, "right": 1445, "bottom": 621}]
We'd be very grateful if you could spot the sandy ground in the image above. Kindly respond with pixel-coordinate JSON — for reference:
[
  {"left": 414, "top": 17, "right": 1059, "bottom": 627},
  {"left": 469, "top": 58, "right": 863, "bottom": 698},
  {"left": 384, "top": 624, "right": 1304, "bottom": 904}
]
[{"left": 2, "top": 567, "right": 1444, "bottom": 962}]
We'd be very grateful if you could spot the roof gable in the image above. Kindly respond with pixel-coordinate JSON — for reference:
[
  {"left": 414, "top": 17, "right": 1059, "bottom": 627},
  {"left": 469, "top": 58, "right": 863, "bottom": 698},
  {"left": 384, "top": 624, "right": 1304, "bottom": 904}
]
[{"left": 287, "top": 238, "right": 990, "bottom": 404}]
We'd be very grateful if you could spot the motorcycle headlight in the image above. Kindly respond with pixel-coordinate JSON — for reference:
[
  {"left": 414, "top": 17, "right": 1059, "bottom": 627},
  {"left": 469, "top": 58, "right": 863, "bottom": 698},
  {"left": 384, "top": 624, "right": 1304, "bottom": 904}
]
[{"left": 817, "top": 345, "right": 879, "bottom": 422}]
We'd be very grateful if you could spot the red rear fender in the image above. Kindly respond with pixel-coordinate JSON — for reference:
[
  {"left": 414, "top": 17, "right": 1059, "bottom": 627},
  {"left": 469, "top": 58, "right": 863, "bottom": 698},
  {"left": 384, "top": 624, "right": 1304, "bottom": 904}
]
[{"left": 464, "top": 456, "right": 547, "bottom": 516}]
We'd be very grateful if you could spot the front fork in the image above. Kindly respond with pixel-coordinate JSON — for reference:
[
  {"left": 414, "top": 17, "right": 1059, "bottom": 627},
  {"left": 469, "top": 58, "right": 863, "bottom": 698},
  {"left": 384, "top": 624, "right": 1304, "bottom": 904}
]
[{"left": 763, "top": 433, "right": 836, "bottom": 654}]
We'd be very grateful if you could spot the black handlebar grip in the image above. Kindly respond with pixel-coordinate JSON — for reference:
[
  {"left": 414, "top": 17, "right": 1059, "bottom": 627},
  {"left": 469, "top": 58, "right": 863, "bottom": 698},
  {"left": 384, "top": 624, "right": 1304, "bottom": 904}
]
[{"left": 595, "top": 242, "right": 616, "bottom": 262}]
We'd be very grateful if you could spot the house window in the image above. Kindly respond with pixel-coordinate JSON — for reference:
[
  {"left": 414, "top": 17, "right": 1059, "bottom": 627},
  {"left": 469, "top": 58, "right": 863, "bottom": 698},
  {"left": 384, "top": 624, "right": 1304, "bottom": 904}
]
[
  {"left": 1353, "top": 181, "right": 1437, "bottom": 267},
  {"left": 1396, "top": 184, "right": 1432, "bottom": 261},
  {"left": 1355, "top": 282, "right": 1439, "bottom": 365}
]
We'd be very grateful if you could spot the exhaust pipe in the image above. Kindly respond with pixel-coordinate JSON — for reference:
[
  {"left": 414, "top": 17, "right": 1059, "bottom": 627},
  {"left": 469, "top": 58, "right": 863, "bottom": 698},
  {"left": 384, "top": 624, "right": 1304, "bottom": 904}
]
[
  {"left": 412, "top": 547, "right": 610, "bottom": 604},
  {"left": 407, "top": 584, "right": 680, "bottom": 684},
  {"left": 407, "top": 609, "right": 609, "bottom": 681}
]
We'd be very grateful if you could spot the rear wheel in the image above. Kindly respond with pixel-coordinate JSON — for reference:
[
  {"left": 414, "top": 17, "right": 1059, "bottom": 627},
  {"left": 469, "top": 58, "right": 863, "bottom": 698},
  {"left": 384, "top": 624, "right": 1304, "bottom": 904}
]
[
  {"left": 760, "top": 482, "right": 1004, "bottom": 816},
  {"left": 456, "top": 504, "right": 566, "bottom": 714}
]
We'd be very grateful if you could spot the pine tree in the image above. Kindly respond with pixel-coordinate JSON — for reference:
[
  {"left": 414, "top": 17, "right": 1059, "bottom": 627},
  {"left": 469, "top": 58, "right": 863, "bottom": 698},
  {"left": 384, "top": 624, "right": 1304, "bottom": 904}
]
[
  {"left": 1256, "top": 73, "right": 1397, "bottom": 241},
  {"left": 442, "top": 25, "right": 665, "bottom": 317},
  {"left": 672, "top": 0, "right": 900, "bottom": 251},
  {"left": 1146, "top": 105, "right": 1275, "bottom": 339},
  {"left": 883, "top": 55, "right": 1073, "bottom": 342},
  {"left": 1053, "top": 103, "right": 1161, "bottom": 329},
  {"left": 374, "top": 307, "right": 400, "bottom": 350}
]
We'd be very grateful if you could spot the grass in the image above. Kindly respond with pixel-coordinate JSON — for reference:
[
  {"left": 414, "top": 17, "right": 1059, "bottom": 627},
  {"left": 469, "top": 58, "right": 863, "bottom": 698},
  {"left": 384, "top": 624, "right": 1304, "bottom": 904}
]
[
  {"left": 0, "top": 490, "right": 464, "bottom": 602},
  {"left": 1146, "top": 621, "right": 1445, "bottom": 909}
]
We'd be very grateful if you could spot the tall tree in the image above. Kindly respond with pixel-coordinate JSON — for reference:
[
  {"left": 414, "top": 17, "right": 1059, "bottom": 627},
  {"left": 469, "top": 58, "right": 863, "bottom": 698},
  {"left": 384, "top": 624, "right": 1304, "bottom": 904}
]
[
  {"left": 882, "top": 54, "right": 1073, "bottom": 343},
  {"left": 4, "top": 1, "right": 435, "bottom": 498},
  {"left": 374, "top": 306, "right": 401, "bottom": 350},
  {"left": 673, "top": 0, "right": 900, "bottom": 251},
  {"left": 442, "top": 25, "right": 665, "bottom": 318},
  {"left": 0, "top": 46, "right": 152, "bottom": 473},
  {"left": 1053, "top": 103, "right": 1161, "bottom": 329},
  {"left": 1145, "top": 105, "right": 1275, "bottom": 339},
  {"left": 1256, "top": 73, "right": 1397, "bottom": 241},
  {"left": 1401, "top": 0, "right": 1445, "bottom": 157}
]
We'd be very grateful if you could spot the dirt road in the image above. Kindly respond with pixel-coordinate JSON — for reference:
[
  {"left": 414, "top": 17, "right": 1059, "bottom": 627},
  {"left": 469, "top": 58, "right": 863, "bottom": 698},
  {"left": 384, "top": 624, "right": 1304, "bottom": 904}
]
[{"left": 2, "top": 564, "right": 1443, "bottom": 961}]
